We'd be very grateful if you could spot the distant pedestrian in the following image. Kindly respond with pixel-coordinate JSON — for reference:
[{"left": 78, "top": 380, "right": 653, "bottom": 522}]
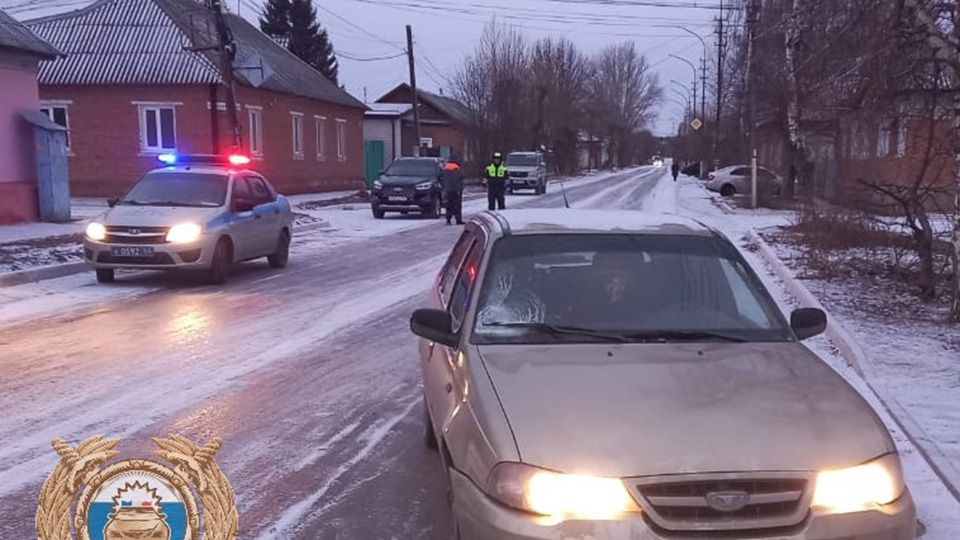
[
  {"left": 441, "top": 156, "right": 464, "bottom": 225},
  {"left": 485, "top": 151, "right": 508, "bottom": 211},
  {"left": 671, "top": 161, "right": 680, "bottom": 182}
]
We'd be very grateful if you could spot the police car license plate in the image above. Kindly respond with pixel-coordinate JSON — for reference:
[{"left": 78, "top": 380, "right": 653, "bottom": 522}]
[
  {"left": 111, "top": 246, "right": 154, "bottom": 257},
  {"left": 388, "top": 196, "right": 407, "bottom": 202}
]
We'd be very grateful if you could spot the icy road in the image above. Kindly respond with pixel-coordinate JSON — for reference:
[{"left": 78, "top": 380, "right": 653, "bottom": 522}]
[{"left": 1, "top": 167, "right": 957, "bottom": 539}]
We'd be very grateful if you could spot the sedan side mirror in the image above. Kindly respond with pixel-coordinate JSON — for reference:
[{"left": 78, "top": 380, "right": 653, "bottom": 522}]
[
  {"left": 410, "top": 308, "right": 459, "bottom": 348},
  {"left": 791, "top": 307, "right": 827, "bottom": 341},
  {"left": 107, "top": 197, "right": 118, "bottom": 208},
  {"left": 232, "top": 199, "right": 255, "bottom": 212}
]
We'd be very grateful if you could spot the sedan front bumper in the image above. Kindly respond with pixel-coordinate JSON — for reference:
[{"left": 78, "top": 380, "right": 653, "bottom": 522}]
[
  {"left": 450, "top": 469, "right": 917, "bottom": 540},
  {"left": 84, "top": 235, "right": 217, "bottom": 270}
]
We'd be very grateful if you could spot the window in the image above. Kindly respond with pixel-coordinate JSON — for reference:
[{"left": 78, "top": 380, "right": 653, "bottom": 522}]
[
  {"left": 896, "top": 119, "right": 908, "bottom": 158},
  {"left": 138, "top": 104, "right": 177, "bottom": 153},
  {"left": 877, "top": 120, "right": 893, "bottom": 158},
  {"left": 315, "top": 116, "right": 326, "bottom": 160},
  {"left": 231, "top": 176, "right": 252, "bottom": 203},
  {"left": 439, "top": 232, "right": 477, "bottom": 306},
  {"left": 731, "top": 167, "right": 750, "bottom": 176},
  {"left": 336, "top": 119, "right": 347, "bottom": 160},
  {"left": 449, "top": 240, "right": 486, "bottom": 331},
  {"left": 291, "top": 113, "right": 304, "bottom": 158},
  {"left": 122, "top": 172, "right": 228, "bottom": 207},
  {"left": 39, "top": 102, "right": 70, "bottom": 148},
  {"left": 419, "top": 137, "right": 434, "bottom": 149},
  {"left": 246, "top": 176, "right": 275, "bottom": 204},
  {"left": 248, "top": 108, "right": 263, "bottom": 156}
]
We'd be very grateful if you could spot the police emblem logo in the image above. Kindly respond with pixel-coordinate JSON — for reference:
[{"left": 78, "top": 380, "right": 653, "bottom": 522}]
[{"left": 36, "top": 434, "right": 238, "bottom": 540}]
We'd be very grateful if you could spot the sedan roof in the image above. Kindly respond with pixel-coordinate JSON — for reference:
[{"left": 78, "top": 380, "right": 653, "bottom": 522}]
[{"left": 486, "top": 209, "right": 715, "bottom": 236}]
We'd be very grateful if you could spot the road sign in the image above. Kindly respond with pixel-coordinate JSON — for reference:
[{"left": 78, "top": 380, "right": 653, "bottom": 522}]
[{"left": 690, "top": 118, "right": 703, "bottom": 131}]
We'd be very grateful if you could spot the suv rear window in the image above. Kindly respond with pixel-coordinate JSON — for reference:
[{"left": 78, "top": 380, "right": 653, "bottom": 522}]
[
  {"left": 385, "top": 160, "right": 439, "bottom": 176},
  {"left": 120, "top": 172, "right": 228, "bottom": 207}
]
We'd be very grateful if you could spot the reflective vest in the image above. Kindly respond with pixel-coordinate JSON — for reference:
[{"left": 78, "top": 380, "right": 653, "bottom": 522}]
[{"left": 486, "top": 163, "right": 507, "bottom": 178}]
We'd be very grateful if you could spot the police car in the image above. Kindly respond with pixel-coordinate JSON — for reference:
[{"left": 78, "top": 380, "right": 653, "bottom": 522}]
[{"left": 84, "top": 153, "right": 294, "bottom": 284}]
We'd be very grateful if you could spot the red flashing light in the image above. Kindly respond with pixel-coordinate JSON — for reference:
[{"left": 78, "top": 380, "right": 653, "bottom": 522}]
[
  {"left": 467, "top": 264, "right": 477, "bottom": 282},
  {"left": 228, "top": 154, "right": 251, "bottom": 166}
]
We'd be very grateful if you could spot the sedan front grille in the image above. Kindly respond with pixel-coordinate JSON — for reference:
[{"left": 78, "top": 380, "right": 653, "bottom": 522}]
[
  {"left": 634, "top": 474, "right": 811, "bottom": 533},
  {"left": 104, "top": 226, "right": 168, "bottom": 244},
  {"left": 510, "top": 171, "right": 529, "bottom": 178}
]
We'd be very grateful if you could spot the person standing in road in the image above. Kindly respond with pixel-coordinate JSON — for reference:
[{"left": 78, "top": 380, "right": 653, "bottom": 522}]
[
  {"left": 485, "top": 151, "right": 508, "bottom": 211},
  {"left": 671, "top": 160, "right": 680, "bottom": 182},
  {"left": 441, "top": 156, "right": 464, "bottom": 225}
]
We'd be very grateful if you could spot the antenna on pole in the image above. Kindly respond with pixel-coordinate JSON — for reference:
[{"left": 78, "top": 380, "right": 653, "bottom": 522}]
[{"left": 560, "top": 181, "right": 570, "bottom": 209}]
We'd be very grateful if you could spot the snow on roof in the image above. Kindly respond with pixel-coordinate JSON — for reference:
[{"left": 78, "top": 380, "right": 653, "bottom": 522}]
[
  {"left": 365, "top": 103, "right": 412, "bottom": 117},
  {"left": 493, "top": 209, "right": 713, "bottom": 235}
]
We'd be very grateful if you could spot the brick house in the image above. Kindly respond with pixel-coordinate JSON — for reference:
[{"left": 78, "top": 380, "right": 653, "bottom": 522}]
[
  {"left": 26, "top": 0, "right": 367, "bottom": 197},
  {"left": 0, "top": 9, "right": 62, "bottom": 224},
  {"left": 374, "top": 83, "right": 478, "bottom": 175}
]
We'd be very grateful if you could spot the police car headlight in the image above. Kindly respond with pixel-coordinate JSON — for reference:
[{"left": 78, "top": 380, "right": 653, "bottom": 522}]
[
  {"left": 166, "top": 223, "right": 203, "bottom": 244},
  {"left": 85, "top": 222, "right": 106, "bottom": 241},
  {"left": 416, "top": 181, "right": 434, "bottom": 191}
]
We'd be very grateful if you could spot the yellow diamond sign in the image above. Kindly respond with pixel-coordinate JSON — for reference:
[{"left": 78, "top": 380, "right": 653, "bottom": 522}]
[{"left": 690, "top": 118, "right": 703, "bottom": 131}]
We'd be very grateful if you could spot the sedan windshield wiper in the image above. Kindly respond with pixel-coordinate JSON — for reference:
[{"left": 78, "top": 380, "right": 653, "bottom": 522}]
[
  {"left": 622, "top": 330, "right": 748, "bottom": 343},
  {"left": 483, "top": 321, "right": 631, "bottom": 343}
]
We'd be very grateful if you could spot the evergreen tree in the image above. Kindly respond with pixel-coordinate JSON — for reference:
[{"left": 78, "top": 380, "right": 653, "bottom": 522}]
[{"left": 259, "top": 0, "right": 292, "bottom": 41}]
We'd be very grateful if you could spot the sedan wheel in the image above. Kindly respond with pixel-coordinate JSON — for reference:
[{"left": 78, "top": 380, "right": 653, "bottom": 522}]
[
  {"left": 267, "top": 230, "right": 290, "bottom": 269},
  {"left": 207, "top": 239, "right": 231, "bottom": 285},
  {"left": 720, "top": 184, "right": 737, "bottom": 197}
]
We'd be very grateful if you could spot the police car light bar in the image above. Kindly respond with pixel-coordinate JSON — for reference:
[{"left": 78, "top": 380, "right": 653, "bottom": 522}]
[{"left": 156, "top": 153, "right": 251, "bottom": 166}]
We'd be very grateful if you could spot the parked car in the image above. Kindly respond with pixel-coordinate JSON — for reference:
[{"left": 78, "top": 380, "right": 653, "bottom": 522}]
[
  {"left": 505, "top": 151, "right": 547, "bottom": 194},
  {"left": 681, "top": 162, "right": 701, "bottom": 177},
  {"left": 706, "top": 164, "right": 783, "bottom": 197},
  {"left": 409, "top": 208, "right": 914, "bottom": 540},
  {"left": 83, "top": 153, "right": 293, "bottom": 285},
  {"left": 370, "top": 157, "right": 444, "bottom": 219}
]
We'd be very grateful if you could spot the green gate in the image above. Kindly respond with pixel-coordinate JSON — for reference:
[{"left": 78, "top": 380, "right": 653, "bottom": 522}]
[{"left": 363, "top": 140, "right": 385, "bottom": 189}]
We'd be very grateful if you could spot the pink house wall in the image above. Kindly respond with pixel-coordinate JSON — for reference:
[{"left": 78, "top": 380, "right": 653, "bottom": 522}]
[{"left": 0, "top": 53, "right": 41, "bottom": 224}]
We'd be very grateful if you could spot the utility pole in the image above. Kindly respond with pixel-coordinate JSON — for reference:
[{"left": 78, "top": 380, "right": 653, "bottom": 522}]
[
  {"left": 406, "top": 25, "right": 422, "bottom": 157},
  {"left": 714, "top": 0, "right": 724, "bottom": 171},
  {"left": 210, "top": 0, "right": 241, "bottom": 151},
  {"left": 701, "top": 56, "right": 708, "bottom": 178},
  {"left": 748, "top": 0, "right": 760, "bottom": 209}
]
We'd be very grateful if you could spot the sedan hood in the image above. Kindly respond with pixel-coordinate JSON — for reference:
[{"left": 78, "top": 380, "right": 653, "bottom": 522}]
[
  {"left": 102, "top": 205, "right": 221, "bottom": 228},
  {"left": 478, "top": 342, "right": 892, "bottom": 478},
  {"left": 381, "top": 175, "right": 433, "bottom": 186}
]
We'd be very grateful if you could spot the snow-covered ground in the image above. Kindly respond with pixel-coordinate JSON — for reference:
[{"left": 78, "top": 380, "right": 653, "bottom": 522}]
[{"left": 665, "top": 175, "right": 960, "bottom": 536}]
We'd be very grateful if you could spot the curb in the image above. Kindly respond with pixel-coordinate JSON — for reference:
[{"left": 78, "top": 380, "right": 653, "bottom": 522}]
[
  {"left": 0, "top": 261, "right": 89, "bottom": 289},
  {"left": 746, "top": 229, "right": 960, "bottom": 504},
  {"left": 0, "top": 221, "right": 331, "bottom": 289}
]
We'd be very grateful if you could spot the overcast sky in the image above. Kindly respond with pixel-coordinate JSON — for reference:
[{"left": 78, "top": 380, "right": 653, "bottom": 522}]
[{"left": 4, "top": 0, "right": 727, "bottom": 135}]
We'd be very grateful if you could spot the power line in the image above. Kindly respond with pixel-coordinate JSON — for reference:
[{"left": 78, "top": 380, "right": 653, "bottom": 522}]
[
  {"left": 314, "top": 3, "right": 406, "bottom": 51},
  {"left": 338, "top": 50, "right": 407, "bottom": 62}
]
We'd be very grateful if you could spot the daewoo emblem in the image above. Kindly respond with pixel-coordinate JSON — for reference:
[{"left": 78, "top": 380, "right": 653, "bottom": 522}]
[{"left": 705, "top": 490, "right": 750, "bottom": 512}]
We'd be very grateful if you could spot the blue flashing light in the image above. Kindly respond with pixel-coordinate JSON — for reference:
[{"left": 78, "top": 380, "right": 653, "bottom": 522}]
[{"left": 158, "top": 153, "right": 177, "bottom": 164}]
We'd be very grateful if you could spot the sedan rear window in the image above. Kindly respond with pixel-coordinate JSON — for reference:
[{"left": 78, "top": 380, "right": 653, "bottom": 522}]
[
  {"left": 120, "top": 172, "right": 228, "bottom": 207},
  {"left": 385, "top": 160, "right": 438, "bottom": 176},
  {"left": 472, "top": 234, "right": 791, "bottom": 344}
]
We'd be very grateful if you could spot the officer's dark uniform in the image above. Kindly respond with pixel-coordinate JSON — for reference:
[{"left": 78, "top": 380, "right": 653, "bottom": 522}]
[
  {"left": 671, "top": 161, "right": 680, "bottom": 181},
  {"left": 441, "top": 160, "right": 464, "bottom": 225},
  {"left": 486, "top": 152, "right": 508, "bottom": 211}
]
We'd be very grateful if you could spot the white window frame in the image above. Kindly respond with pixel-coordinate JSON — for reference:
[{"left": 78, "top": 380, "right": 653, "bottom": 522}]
[
  {"left": 247, "top": 106, "right": 263, "bottom": 157},
  {"left": 315, "top": 115, "right": 327, "bottom": 160},
  {"left": 39, "top": 100, "right": 72, "bottom": 150},
  {"left": 291, "top": 112, "right": 305, "bottom": 159},
  {"left": 877, "top": 121, "right": 892, "bottom": 158},
  {"left": 134, "top": 102, "right": 180, "bottom": 154},
  {"left": 336, "top": 118, "right": 347, "bottom": 161},
  {"left": 419, "top": 137, "right": 434, "bottom": 149},
  {"left": 896, "top": 118, "right": 908, "bottom": 158}
]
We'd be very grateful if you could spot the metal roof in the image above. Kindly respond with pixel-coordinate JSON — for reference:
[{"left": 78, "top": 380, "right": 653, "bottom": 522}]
[
  {"left": 490, "top": 209, "right": 713, "bottom": 236},
  {"left": 25, "top": 0, "right": 365, "bottom": 109},
  {"left": 0, "top": 8, "right": 61, "bottom": 60}
]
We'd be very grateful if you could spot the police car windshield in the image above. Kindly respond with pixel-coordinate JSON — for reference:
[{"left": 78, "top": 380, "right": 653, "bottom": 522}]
[
  {"left": 120, "top": 172, "right": 228, "bottom": 207},
  {"left": 506, "top": 154, "right": 538, "bottom": 167},
  {"left": 385, "top": 160, "right": 438, "bottom": 177}
]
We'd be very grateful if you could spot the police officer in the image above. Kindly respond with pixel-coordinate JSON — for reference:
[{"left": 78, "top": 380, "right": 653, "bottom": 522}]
[
  {"left": 441, "top": 156, "right": 464, "bottom": 225},
  {"left": 485, "top": 151, "right": 508, "bottom": 211}
]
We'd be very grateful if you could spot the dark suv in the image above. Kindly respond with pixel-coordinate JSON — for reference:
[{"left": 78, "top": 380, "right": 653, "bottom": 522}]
[{"left": 371, "top": 157, "right": 444, "bottom": 219}]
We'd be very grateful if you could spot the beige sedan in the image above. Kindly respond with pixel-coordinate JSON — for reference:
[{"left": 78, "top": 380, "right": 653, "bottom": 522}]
[{"left": 410, "top": 209, "right": 915, "bottom": 540}]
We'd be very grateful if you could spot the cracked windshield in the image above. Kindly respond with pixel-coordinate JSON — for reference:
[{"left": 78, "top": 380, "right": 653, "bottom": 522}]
[{"left": 0, "top": 0, "right": 957, "bottom": 539}]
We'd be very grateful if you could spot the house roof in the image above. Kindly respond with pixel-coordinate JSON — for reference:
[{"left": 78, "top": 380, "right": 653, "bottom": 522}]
[
  {"left": 365, "top": 102, "right": 412, "bottom": 118},
  {"left": 0, "top": 8, "right": 61, "bottom": 60},
  {"left": 26, "top": 0, "right": 364, "bottom": 109},
  {"left": 377, "top": 83, "right": 472, "bottom": 126}
]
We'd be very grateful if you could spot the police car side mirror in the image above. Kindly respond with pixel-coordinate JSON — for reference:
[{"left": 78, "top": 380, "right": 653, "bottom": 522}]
[
  {"left": 232, "top": 199, "right": 255, "bottom": 212},
  {"left": 107, "top": 197, "right": 118, "bottom": 208}
]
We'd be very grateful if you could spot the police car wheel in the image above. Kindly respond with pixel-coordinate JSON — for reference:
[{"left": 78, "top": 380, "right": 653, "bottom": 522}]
[
  {"left": 268, "top": 230, "right": 290, "bottom": 269},
  {"left": 208, "top": 239, "right": 231, "bottom": 284},
  {"left": 95, "top": 268, "right": 115, "bottom": 283}
]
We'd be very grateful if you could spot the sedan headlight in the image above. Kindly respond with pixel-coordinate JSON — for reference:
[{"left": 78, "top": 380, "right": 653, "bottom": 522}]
[
  {"left": 373, "top": 180, "right": 383, "bottom": 190},
  {"left": 486, "top": 463, "right": 637, "bottom": 522},
  {"left": 415, "top": 181, "right": 434, "bottom": 191},
  {"left": 165, "top": 223, "right": 203, "bottom": 244},
  {"left": 812, "top": 454, "right": 905, "bottom": 514},
  {"left": 85, "top": 222, "right": 106, "bottom": 241}
]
